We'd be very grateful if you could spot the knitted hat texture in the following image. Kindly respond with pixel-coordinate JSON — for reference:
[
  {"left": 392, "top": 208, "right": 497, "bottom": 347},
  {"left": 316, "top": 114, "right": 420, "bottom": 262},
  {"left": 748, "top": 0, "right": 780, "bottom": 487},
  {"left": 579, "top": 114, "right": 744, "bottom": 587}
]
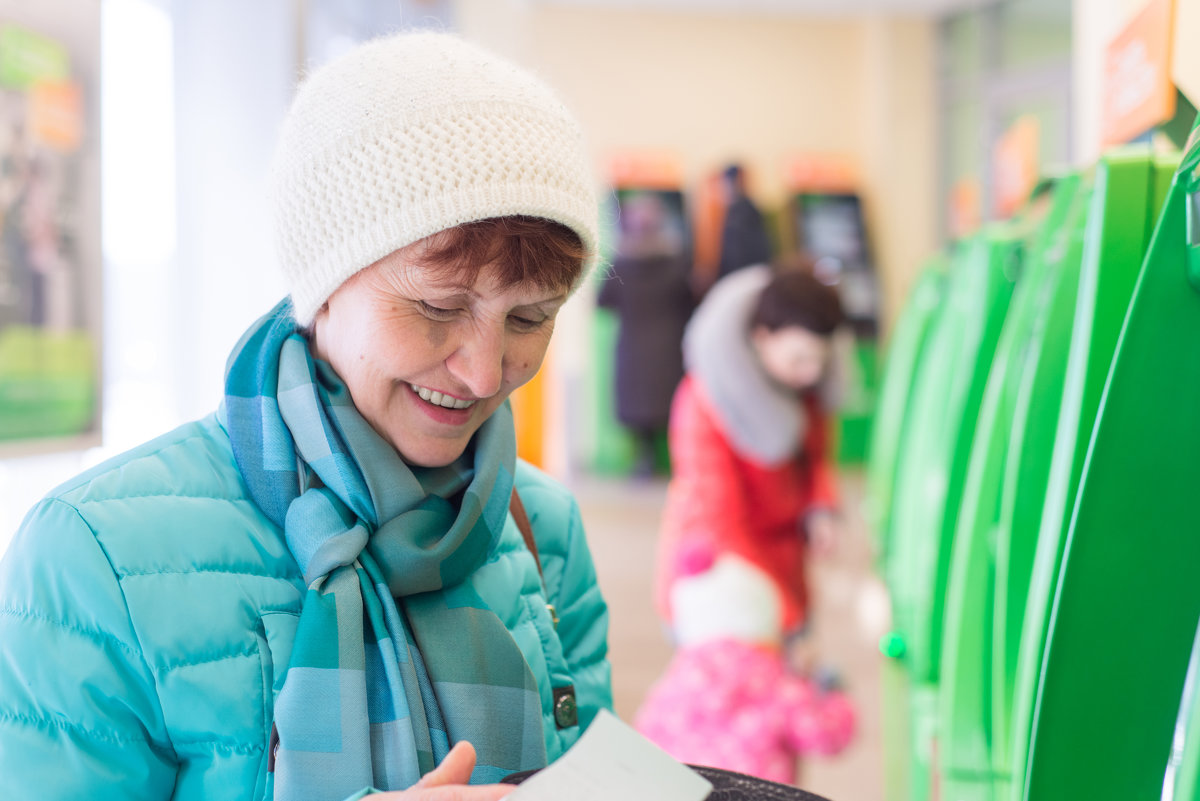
[{"left": 271, "top": 31, "right": 600, "bottom": 326}]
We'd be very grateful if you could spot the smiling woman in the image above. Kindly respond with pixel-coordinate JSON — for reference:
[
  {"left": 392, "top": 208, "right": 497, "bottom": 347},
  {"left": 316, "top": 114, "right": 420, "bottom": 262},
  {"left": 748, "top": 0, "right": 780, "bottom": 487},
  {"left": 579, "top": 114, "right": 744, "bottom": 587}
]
[
  {"left": 0, "top": 30, "right": 612, "bottom": 801},
  {"left": 310, "top": 219, "right": 581, "bottom": 468}
]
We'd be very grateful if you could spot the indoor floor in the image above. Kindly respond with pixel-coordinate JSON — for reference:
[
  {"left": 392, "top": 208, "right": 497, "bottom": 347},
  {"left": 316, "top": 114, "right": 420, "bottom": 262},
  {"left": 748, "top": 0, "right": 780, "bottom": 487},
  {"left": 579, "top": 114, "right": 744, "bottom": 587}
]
[{"left": 574, "top": 468, "right": 889, "bottom": 801}]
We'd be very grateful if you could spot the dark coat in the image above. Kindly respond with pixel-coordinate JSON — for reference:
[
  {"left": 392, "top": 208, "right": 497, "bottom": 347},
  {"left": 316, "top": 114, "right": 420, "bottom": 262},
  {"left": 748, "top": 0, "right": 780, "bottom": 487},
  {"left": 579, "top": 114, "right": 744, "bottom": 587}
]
[
  {"left": 597, "top": 253, "right": 695, "bottom": 430},
  {"left": 717, "top": 195, "right": 772, "bottom": 279}
]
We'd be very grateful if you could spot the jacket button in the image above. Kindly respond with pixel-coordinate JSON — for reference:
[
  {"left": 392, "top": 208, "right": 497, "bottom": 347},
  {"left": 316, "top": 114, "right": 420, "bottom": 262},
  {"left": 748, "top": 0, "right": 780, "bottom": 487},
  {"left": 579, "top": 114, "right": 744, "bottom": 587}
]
[{"left": 553, "top": 686, "right": 577, "bottom": 729}]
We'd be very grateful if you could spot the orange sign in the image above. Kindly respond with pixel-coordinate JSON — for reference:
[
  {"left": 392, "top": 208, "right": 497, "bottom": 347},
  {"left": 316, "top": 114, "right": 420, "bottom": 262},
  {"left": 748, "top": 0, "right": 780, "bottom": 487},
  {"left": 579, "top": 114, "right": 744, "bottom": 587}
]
[
  {"left": 1102, "top": 0, "right": 1176, "bottom": 147},
  {"left": 993, "top": 115, "right": 1040, "bottom": 219},
  {"left": 784, "top": 153, "right": 858, "bottom": 192},
  {"left": 607, "top": 151, "right": 682, "bottom": 190},
  {"left": 30, "top": 79, "right": 82, "bottom": 151},
  {"left": 949, "top": 176, "right": 982, "bottom": 239}
]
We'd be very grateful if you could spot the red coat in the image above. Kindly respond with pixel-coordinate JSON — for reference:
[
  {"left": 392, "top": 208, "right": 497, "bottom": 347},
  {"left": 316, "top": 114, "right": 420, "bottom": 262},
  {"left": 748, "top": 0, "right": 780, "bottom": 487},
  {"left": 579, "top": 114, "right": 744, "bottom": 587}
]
[{"left": 655, "top": 374, "right": 839, "bottom": 630}]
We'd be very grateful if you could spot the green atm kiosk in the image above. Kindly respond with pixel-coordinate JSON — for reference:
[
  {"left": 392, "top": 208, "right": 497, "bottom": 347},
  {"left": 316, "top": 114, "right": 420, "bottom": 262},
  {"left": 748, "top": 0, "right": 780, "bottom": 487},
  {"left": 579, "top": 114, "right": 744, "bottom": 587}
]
[
  {"left": 882, "top": 219, "right": 1023, "bottom": 801},
  {"left": 1018, "top": 124, "right": 1200, "bottom": 801},
  {"left": 935, "top": 145, "right": 1178, "bottom": 801},
  {"left": 937, "top": 171, "right": 1088, "bottom": 801},
  {"left": 1003, "top": 147, "right": 1176, "bottom": 801},
  {"left": 865, "top": 258, "right": 945, "bottom": 561}
]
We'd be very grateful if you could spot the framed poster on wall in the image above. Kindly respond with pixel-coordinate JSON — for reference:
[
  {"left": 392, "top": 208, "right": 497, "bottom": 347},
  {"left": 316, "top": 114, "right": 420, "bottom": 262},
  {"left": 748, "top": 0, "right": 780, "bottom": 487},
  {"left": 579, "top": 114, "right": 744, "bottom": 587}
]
[{"left": 0, "top": 0, "right": 101, "bottom": 455}]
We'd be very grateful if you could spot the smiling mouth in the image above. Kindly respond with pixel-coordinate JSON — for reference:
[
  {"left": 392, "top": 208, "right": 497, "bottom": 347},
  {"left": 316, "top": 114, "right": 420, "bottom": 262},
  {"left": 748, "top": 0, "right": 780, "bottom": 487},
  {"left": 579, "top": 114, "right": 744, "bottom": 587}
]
[{"left": 409, "top": 383, "right": 476, "bottom": 410}]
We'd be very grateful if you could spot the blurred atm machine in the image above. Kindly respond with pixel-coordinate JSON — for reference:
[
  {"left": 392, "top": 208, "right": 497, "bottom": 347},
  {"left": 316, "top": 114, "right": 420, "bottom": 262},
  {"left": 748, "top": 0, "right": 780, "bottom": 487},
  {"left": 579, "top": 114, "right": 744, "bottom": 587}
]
[
  {"left": 789, "top": 188, "right": 880, "bottom": 464},
  {"left": 587, "top": 153, "right": 692, "bottom": 475}
]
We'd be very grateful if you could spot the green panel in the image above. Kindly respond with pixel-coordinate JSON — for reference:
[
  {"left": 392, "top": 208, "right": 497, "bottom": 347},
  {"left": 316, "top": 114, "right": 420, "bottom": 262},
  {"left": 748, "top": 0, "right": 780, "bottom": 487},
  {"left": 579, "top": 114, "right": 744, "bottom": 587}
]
[
  {"left": 0, "top": 24, "right": 70, "bottom": 89},
  {"left": 937, "top": 393, "right": 1002, "bottom": 801},
  {"left": 865, "top": 260, "right": 946, "bottom": 561},
  {"left": 1022, "top": 128, "right": 1200, "bottom": 801},
  {"left": 0, "top": 326, "right": 97, "bottom": 441},
  {"left": 588, "top": 307, "right": 638, "bottom": 474},
  {"left": 1005, "top": 148, "right": 1176, "bottom": 801},
  {"left": 910, "top": 683, "right": 939, "bottom": 801},
  {"left": 987, "top": 172, "right": 1090, "bottom": 771},
  {"left": 882, "top": 658, "right": 914, "bottom": 801},
  {"left": 885, "top": 226, "right": 1017, "bottom": 684},
  {"left": 1164, "top": 623, "right": 1200, "bottom": 801},
  {"left": 937, "top": 174, "right": 1086, "bottom": 800},
  {"left": 836, "top": 338, "right": 878, "bottom": 465}
]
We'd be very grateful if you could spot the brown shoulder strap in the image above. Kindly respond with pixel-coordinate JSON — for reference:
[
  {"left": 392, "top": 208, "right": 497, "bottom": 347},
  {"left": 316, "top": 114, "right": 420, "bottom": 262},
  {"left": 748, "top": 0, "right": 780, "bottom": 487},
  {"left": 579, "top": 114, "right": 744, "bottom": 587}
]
[{"left": 509, "top": 488, "right": 542, "bottom": 579}]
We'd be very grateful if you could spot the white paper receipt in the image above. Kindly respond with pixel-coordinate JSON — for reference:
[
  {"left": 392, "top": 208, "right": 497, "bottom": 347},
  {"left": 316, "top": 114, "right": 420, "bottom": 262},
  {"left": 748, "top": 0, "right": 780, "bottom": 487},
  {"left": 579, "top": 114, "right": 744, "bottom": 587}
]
[{"left": 506, "top": 709, "right": 713, "bottom": 801}]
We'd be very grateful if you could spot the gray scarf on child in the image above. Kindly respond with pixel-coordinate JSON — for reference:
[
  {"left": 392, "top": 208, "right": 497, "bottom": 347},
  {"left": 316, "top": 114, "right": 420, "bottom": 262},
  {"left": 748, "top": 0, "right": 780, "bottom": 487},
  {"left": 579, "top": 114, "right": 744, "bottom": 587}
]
[{"left": 683, "top": 265, "right": 841, "bottom": 466}]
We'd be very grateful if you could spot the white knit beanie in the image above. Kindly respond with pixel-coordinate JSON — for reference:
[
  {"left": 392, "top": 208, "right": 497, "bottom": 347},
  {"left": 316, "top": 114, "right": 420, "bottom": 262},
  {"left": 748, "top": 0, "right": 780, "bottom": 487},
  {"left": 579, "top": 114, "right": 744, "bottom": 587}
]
[{"left": 270, "top": 30, "right": 601, "bottom": 327}]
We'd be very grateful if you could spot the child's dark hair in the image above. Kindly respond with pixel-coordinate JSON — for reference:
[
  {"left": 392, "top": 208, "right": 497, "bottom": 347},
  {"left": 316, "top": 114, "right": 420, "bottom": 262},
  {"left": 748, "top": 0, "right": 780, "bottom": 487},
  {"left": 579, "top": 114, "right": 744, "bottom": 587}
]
[{"left": 749, "top": 262, "right": 844, "bottom": 336}]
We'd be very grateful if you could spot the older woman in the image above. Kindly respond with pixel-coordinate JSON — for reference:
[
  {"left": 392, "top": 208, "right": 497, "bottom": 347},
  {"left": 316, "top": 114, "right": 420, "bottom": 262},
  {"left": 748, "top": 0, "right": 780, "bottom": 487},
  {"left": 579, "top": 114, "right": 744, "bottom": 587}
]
[{"left": 0, "top": 31, "right": 611, "bottom": 801}]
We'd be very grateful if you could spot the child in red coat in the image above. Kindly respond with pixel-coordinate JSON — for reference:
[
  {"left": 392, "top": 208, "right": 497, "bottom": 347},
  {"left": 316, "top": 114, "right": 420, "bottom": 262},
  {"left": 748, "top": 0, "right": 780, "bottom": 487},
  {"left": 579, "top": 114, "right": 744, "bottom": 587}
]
[{"left": 655, "top": 265, "right": 845, "bottom": 635}]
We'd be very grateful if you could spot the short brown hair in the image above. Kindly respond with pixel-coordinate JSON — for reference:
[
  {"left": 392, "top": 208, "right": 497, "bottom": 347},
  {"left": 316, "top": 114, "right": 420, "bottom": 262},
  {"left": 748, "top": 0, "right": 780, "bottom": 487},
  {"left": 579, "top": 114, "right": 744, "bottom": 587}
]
[
  {"left": 418, "top": 216, "right": 586, "bottom": 293},
  {"left": 750, "top": 267, "right": 844, "bottom": 336}
]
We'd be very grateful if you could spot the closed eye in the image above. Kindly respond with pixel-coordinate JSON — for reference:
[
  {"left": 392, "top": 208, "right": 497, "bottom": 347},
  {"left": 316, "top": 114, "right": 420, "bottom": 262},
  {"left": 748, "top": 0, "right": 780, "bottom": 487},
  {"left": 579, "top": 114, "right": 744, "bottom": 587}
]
[
  {"left": 508, "top": 314, "right": 547, "bottom": 333},
  {"left": 419, "top": 300, "right": 459, "bottom": 321}
]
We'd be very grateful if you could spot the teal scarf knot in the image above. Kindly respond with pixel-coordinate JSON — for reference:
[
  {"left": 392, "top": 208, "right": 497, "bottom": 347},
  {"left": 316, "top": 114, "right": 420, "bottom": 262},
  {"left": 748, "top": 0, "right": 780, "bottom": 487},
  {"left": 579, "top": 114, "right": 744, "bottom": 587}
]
[{"left": 224, "top": 301, "right": 547, "bottom": 800}]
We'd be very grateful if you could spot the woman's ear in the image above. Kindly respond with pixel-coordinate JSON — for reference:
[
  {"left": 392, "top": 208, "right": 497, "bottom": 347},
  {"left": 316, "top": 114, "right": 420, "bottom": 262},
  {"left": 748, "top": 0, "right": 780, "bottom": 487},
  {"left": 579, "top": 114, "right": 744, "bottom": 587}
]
[{"left": 305, "top": 302, "right": 330, "bottom": 357}]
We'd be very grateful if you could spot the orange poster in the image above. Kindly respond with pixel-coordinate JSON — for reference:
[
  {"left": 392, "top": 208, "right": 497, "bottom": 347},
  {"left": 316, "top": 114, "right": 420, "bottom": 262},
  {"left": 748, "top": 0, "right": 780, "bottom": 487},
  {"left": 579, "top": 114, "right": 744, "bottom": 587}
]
[
  {"left": 784, "top": 152, "right": 858, "bottom": 193},
  {"left": 1102, "top": 0, "right": 1177, "bottom": 147},
  {"left": 993, "top": 116, "right": 1040, "bottom": 219},
  {"left": 30, "top": 79, "right": 82, "bottom": 151},
  {"left": 949, "top": 176, "right": 982, "bottom": 239},
  {"left": 607, "top": 151, "right": 682, "bottom": 190}
]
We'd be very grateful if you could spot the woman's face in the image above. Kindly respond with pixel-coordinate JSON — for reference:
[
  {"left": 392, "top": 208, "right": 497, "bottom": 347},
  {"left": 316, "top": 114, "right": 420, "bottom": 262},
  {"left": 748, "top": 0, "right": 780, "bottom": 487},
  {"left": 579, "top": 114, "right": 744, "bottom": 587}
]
[
  {"left": 751, "top": 325, "right": 830, "bottom": 391},
  {"left": 310, "top": 241, "right": 568, "bottom": 467}
]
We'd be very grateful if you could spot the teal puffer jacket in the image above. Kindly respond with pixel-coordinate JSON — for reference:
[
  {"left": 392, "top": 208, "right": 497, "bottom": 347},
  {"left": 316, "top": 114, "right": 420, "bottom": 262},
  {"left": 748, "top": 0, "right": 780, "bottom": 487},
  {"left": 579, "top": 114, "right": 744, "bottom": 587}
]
[{"left": 0, "top": 413, "right": 612, "bottom": 800}]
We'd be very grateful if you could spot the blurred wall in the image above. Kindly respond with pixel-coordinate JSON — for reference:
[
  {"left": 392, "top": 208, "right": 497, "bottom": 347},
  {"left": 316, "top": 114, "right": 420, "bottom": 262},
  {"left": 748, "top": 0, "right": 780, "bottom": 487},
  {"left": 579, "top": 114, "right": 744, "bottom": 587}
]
[{"left": 458, "top": 1, "right": 939, "bottom": 334}]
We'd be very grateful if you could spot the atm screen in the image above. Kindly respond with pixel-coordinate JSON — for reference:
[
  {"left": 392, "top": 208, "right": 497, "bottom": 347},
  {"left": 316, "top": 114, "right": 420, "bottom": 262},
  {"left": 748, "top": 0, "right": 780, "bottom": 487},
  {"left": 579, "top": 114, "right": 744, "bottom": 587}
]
[
  {"left": 613, "top": 188, "right": 689, "bottom": 258},
  {"left": 793, "top": 192, "right": 878, "bottom": 336}
]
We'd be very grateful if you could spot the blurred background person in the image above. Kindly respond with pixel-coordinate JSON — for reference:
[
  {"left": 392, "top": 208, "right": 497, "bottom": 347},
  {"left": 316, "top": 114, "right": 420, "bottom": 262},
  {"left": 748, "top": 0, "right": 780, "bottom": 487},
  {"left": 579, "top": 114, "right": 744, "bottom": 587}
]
[
  {"left": 716, "top": 163, "right": 772, "bottom": 282},
  {"left": 654, "top": 263, "right": 845, "bottom": 650},
  {"left": 597, "top": 191, "right": 696, "bottom": 478}
]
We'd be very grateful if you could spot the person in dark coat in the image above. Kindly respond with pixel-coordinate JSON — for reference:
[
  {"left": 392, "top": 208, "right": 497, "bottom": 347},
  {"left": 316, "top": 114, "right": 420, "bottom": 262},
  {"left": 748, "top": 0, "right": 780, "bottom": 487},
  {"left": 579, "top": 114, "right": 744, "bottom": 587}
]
[
  {"left": 598, "top": 191, "right": 696, "bottom": 477},
  {"left": 717, "top": 163, "right": 772, "bottom": 281}
]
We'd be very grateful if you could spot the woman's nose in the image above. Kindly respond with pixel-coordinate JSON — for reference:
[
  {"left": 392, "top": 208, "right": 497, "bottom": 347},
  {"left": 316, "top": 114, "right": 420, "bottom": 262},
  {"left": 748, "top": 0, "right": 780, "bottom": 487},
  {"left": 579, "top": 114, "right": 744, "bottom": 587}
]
[{"left": 447, "top": 325, "right": 505, "bottom": 399}]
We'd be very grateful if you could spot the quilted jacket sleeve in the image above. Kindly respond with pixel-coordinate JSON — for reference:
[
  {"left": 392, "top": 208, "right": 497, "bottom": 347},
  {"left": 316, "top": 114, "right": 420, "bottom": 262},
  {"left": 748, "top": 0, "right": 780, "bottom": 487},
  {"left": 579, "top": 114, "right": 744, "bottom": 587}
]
[{"left": 0, "top": 498, "right": 177, "bottom": 800}]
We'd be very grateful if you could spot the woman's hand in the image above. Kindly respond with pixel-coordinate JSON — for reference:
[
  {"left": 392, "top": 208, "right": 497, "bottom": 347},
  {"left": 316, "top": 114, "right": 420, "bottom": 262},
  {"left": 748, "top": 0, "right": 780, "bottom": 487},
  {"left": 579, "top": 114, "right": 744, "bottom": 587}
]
[{"left": 373, "top": 742, "right": 513, "bottom": 800}]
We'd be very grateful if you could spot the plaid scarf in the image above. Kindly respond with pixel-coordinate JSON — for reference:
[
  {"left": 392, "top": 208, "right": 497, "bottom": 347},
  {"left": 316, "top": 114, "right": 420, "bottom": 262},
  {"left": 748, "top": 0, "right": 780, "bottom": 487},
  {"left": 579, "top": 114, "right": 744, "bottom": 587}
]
[{"left": 224, "top": 301, "right": 548, "bottom": 800}]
